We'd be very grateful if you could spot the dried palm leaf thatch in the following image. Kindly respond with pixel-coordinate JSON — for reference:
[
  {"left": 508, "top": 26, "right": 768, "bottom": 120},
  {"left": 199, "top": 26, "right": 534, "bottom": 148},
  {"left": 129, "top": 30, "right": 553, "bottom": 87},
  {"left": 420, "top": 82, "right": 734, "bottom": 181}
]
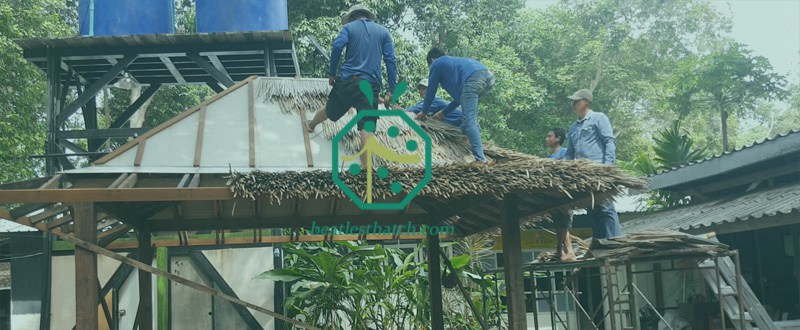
[
  {"left": 229, "top": 157, "right": 646, "bottom": 205},
  {"left": 255, "top": 77, "right": 330, "bottom": 115}
]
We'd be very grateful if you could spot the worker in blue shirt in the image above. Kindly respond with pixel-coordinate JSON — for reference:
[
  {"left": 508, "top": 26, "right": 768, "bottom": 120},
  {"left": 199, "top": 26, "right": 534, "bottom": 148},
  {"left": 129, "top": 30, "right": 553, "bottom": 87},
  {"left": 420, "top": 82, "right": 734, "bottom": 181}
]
[
  {"left": 565, "top": 89, "right": 622, "bottom": 239},
  {"left": 546, "top": 127, "right": 568, "bottom": 160},
  {"left": 305, "top": 4, "right": 398, "bottom": 169},
  {"left": 399, "top": 79, "right": 463, "bottom": 127},
  {"left": 422, "top": 47, "right": 495, "bottom": 166},
  {"left": 546, "top": 127, "right": 576, "bottom": 261}
]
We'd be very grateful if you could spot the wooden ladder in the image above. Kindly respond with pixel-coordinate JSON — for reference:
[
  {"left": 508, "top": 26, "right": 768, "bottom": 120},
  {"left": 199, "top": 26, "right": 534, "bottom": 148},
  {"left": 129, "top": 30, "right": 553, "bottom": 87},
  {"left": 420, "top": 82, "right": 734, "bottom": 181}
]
[{"left": 698, "top": 255, "right": 777, "bottom": 330}]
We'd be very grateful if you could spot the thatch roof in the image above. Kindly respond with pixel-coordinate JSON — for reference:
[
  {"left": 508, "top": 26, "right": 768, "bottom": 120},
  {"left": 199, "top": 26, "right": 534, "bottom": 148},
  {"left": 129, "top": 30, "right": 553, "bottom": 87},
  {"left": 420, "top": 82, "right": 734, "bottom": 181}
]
[{"left": 233, "top": 77, "right": 647, "bottom": 232}]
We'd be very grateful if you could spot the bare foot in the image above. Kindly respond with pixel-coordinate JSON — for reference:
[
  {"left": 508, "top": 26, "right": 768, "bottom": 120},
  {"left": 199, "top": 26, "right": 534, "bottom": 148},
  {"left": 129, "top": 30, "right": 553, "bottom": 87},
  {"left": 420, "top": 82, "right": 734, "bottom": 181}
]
[{"left": 560, "top": 253, "right": 577, "bottom": 262}]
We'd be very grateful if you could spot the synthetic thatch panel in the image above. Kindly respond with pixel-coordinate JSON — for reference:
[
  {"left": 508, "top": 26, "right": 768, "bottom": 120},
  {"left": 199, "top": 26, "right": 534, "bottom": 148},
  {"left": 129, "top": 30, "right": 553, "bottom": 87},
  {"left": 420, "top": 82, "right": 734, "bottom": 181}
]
[{"left": 229, "top": 157, "right": 646, "bottom": 204}]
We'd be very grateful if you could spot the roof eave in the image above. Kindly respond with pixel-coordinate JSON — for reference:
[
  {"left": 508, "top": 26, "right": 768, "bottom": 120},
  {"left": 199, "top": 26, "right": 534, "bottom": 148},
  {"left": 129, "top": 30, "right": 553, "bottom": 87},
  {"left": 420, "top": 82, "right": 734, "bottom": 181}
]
[{"left": 648, "top": 132, "right": 800, "bottom": 191}]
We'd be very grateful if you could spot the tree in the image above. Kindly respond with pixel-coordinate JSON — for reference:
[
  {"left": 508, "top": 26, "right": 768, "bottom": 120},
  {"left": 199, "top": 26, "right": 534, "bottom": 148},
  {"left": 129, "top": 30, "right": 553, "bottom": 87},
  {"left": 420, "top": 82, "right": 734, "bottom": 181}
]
[
  {"left": 0, "top": 0, "right": 72, "bottom": 183},
  {"left": 620, "top": 121, "right": 707, "bottom": 210},
  {"left": 668, "top": 42, "right": 788, "bottom": 151}
]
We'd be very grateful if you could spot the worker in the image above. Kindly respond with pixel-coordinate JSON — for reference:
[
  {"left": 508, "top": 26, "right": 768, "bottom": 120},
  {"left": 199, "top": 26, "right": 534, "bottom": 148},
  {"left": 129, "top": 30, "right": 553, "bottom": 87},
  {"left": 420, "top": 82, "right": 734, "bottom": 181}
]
[
  {"left": 305, "top": 4, "right": 398, "bottom": 169},
  {"left": 565, "top": 89, "right": 622, "bottom": 239},
  {"left": 546, "top": 127, "right": 575, "bottom": 261},
  {"left": 422, "top": 47, "right": 495, "bottom": 166},
  {"left": 388, "top": 79, "right": 463, "bottom": 127}
]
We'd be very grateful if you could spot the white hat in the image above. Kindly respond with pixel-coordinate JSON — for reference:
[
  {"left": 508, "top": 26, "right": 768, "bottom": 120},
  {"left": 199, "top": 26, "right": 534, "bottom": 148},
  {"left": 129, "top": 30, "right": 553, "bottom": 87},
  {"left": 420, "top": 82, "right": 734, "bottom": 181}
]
[{"left": 417, "top": 78, "right": 429, "bottom": 87}]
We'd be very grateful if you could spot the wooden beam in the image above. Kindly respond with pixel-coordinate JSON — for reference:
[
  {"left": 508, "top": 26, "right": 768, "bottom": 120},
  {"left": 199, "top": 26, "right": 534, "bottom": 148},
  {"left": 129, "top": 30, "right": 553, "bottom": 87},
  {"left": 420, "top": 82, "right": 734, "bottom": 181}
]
[
  {"left": 38, "top": 174, "right": 63, "bottom": 190},
  {"left": 427, "top": 233, "right": 444, "bottom": 330},
  {"left": 501, "top": 193, "right": 527, "bottom": 329},
  {"left": 73, "top": 203, "right": 98, "bottom": 330},
  {"left": 248, "top": 82, "right": 256, "bottom": 167},
  {"left": 0, "top": 187, "right": 233, "bottom": 203},
  {"left": 51, "top": 230, "right": 321, "bottom": 330},
  {"left": 137, "top": 229, "right": 153, "bottom": 330},
  {"left": 106, "top": 233, "right": 456, "bottom": 249},
  {"left": 194, "top": 107, "right": 207, "bottom": 167},
  {"left": 145, "top": 214, "right": 433, "bottom": 231}
]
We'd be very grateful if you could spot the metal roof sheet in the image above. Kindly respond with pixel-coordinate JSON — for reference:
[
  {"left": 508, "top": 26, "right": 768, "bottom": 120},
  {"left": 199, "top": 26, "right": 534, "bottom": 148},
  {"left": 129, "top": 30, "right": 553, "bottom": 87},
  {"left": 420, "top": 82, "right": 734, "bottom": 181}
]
[{"left": 622, "top": 181, "right": 800, "bottom": 233}]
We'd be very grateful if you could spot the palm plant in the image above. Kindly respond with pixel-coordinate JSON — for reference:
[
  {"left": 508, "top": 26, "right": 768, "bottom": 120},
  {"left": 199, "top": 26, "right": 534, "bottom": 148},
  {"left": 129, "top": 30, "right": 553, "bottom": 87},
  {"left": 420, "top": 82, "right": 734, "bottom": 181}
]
[{"left": 621, "top": 121, "right": 707, "bottom": 210}]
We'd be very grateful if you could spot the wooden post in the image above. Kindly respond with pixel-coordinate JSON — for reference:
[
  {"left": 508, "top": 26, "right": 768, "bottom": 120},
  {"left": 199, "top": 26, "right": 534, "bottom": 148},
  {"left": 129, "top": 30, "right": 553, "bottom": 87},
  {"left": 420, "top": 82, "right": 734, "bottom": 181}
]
[
  {"left": 501, "top": 194, "right": 527, "bottom": 329},
  {"left": 74, "top": 203, "right": 98, "bottom": 329},
  {"left": 427, "top": 233, "right": 444, "bottom": 330},
  {"left": 137, "top": 228, "right": 153, "bottom": 330}
]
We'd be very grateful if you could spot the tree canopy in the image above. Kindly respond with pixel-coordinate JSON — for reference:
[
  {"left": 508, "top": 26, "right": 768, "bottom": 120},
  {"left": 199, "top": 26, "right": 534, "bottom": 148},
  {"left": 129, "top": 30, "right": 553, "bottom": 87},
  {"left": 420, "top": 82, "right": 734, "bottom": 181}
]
[{"left": 0, "top": 0, "right": 797, "bottom": 184}]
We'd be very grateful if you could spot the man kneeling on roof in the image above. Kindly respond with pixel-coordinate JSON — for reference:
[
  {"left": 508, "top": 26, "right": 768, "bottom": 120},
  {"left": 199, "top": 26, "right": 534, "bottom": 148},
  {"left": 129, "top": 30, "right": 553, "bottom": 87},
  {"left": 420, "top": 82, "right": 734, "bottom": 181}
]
[{"left": 387, "top": 78, "right": 463, "bottom": 127}]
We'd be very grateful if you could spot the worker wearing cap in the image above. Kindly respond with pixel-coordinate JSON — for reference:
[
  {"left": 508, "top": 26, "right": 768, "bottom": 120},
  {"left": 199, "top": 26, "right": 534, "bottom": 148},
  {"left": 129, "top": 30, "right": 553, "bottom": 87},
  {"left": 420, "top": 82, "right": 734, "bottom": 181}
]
[
  {"left": 403, "top": 79, "right": 463, "bottom": 127},
  {"left": 566, "top": 89, "right": 621, "bottom": 239},
  {"left": 305, "top": 4, "right": 397, "bottom": 168}
]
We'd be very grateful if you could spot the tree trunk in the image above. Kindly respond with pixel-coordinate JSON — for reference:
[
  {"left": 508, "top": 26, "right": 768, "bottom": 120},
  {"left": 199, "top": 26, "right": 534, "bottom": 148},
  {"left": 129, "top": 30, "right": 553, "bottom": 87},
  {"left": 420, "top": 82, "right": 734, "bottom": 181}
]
[{"left": 720, "top": 104, "right": 729, "bottom": 151}]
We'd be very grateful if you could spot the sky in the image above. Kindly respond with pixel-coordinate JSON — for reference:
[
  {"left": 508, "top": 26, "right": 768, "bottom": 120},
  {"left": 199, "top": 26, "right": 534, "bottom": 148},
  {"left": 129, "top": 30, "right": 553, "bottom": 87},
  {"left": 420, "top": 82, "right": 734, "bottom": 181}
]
[{"left": 526, "top": 0, "right": 800, "bottom": 84}]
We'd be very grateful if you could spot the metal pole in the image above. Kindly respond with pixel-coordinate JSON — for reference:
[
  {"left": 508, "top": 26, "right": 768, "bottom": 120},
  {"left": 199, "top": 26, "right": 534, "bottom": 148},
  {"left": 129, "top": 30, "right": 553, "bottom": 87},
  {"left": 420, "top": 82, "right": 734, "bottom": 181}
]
[
  {"left": 565, "top": 284, "right": 600, "bottom": 330},
  {"left": 715, "top": 256, "right": 727, "bottom": 330},
  {"left": 733, "top": 251, "right": 745, "bottom": 329},
  {"left": 604, "top": 259, "right": 617, "bottom": 329},
  {"left": 626, "top": 262, "right": 640, "bottom": 330},
  {"left": 532, "top": 271, "right": 539, "bottom": 329},
  {"left": 549, "top": 271, "right": 557, "bottom": 330},
  {"left": 632, "top": 283, "right": 674, "bottom": 330}
]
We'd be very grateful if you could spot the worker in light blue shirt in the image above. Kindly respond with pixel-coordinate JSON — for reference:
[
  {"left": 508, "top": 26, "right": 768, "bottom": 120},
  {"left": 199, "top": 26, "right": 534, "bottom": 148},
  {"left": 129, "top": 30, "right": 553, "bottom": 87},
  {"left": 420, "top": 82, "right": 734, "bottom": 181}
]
[
  {"left": 546, "top": 127, "right": 576, "bottom": 261},
  {"left": 546, "top": 127, "right": 568, "bottom": 160},
  {"left": 304, "top": 5, "right": 398, "bottom": 169},
  {"left": 422, "top": 47, "right": 495, "bottom": 166},
  {"left": 565, "top": 89, "right": 621, "bottom": 239},
  {"left": 404, "top": 79, "right": 463, "bottom": 127}
]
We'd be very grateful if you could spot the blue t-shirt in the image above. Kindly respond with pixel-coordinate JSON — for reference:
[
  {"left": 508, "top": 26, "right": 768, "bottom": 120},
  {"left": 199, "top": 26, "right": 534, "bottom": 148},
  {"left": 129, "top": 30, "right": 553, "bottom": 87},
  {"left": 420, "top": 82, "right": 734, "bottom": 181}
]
[
  {"left": 548, "top": 147, "right": 568, "bottom": 160},
  {"left": 422, "top": 56, "right": 487, "bottom": 115},
  {"left": 406, "top": 97, "right": 463, "bottom": 126},
  {"left": 329, "top": 19, "right": 398, "bottom": 91},
  {"left": 566, "top": 110, "right": 616, "bottom": 164}
]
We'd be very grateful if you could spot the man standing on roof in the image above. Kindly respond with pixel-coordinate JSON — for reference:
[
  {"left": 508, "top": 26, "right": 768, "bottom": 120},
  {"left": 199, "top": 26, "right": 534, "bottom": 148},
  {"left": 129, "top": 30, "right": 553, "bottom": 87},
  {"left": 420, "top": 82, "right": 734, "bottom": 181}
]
[
  {"left": 423, "top": 47, "right": 495, "bottom": 166},
  {"left": 305, "top": 4, "right": 398, "bottom": 169},
  {"left": 390, "top": 79, "right": 463, "bottom": 127},
  {"left": 547, "top": 127, "right": 576, "bottom": 261},
  {"left": 565, "top": 89, "right": 622, "bottom": 239}
]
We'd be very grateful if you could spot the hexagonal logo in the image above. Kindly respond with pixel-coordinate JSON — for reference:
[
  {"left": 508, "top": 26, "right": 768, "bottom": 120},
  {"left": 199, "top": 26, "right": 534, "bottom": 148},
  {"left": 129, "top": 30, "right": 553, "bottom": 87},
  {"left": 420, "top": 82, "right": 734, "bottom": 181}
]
[{"left": 332, "top": 80, "right": 432, "bottom": 210}]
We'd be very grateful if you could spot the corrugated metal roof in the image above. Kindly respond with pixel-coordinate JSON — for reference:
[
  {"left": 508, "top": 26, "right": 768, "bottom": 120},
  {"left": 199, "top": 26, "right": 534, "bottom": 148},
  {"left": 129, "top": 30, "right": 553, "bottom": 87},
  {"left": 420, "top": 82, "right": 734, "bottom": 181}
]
[
  {"left": 653, "top": 130, "right": 800, "bottom": 176},
  {"left": 622, "top": 181, "right": 800, "bottom": 233}
]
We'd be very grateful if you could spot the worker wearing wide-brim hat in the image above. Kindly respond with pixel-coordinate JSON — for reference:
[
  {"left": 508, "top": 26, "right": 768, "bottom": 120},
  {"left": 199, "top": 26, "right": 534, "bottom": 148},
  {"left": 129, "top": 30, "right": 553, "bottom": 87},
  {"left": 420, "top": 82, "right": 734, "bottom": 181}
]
[{"left": 305, "top": 4, "right": 398, "bottom": 169}]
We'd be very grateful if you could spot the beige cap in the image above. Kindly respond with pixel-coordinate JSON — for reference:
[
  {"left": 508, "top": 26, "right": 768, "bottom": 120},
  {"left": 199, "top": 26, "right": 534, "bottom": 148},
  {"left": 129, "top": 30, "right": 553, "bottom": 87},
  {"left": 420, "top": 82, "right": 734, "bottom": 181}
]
[
  {"left": 567, "top": 89, "right": 593, "bottom": 102},
  {"left": 417, "top": 78, "right": 429, "bottom": 87},
  {"left": 342, "top": 4, "right": 376, "bottom": 24}
]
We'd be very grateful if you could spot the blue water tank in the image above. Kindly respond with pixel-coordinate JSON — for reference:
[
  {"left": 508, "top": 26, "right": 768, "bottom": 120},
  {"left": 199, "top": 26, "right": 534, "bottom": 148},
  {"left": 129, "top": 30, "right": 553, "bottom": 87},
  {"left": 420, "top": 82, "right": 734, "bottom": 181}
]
[
  {"left": 196, "top": 0, "right": 289, "bottom": 33},
  {"left": 78, "top": 0, "right": 174, "bottom": 36}
]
